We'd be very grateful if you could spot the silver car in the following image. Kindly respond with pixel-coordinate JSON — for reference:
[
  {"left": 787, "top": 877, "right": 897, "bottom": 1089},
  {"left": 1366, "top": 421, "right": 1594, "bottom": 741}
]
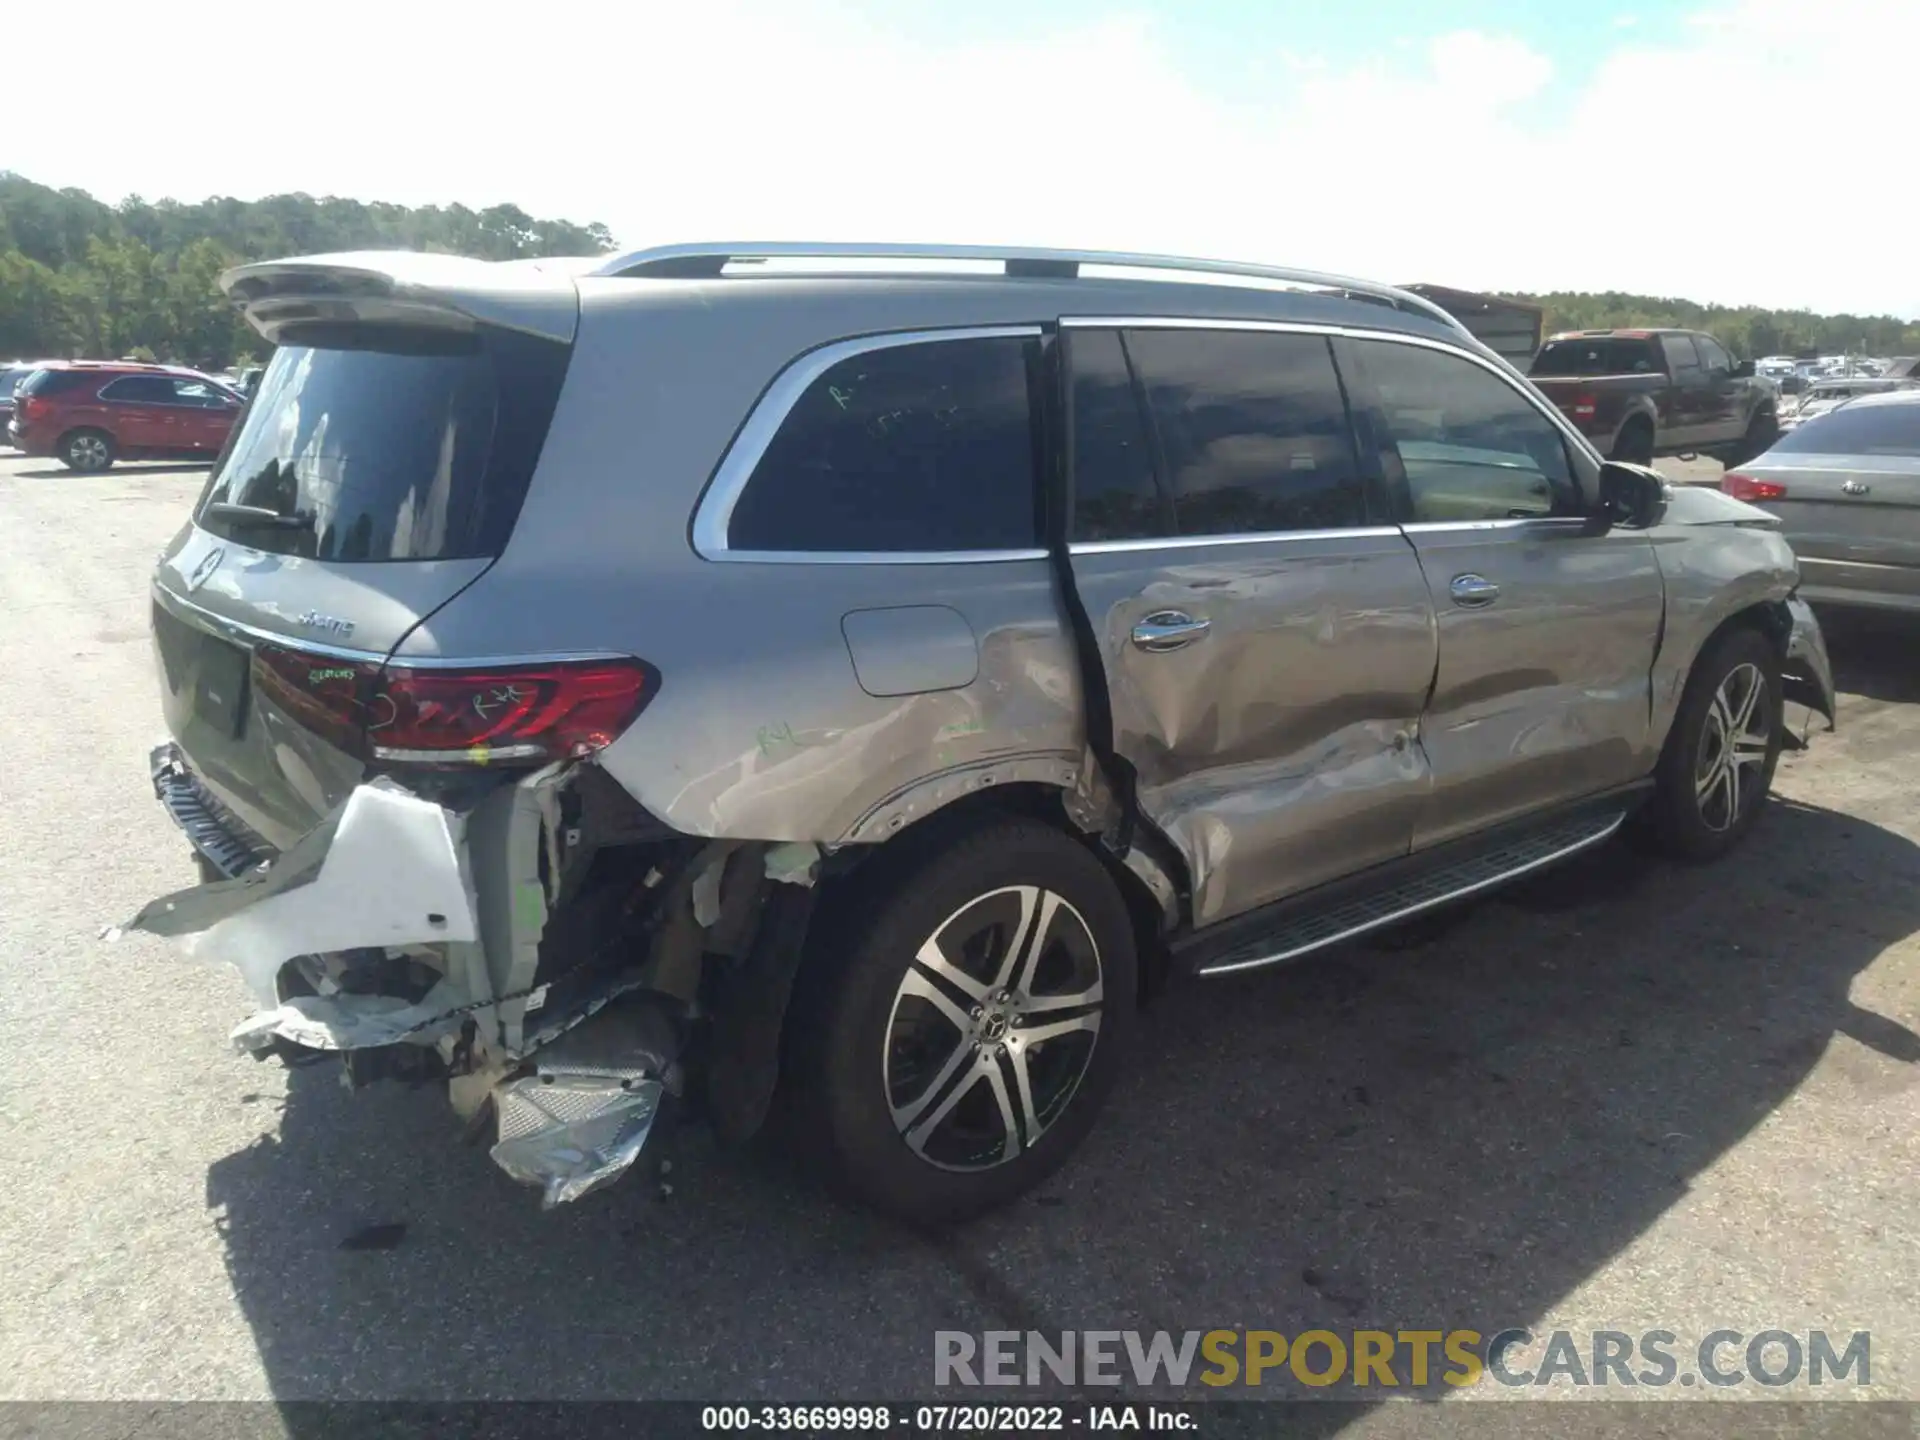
[
  {"left": 1726, "top": 387, "right": 1920, "bottom": 613},
  {"left": 123, "top": 243, "right": 1836, "bottom": 1222}
]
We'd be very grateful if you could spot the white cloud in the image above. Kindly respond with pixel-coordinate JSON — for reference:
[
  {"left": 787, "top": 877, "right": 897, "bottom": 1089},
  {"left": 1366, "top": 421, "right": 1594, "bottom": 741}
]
[{"left": 7, "top": 0, "right": 1917, "bottom": 316}]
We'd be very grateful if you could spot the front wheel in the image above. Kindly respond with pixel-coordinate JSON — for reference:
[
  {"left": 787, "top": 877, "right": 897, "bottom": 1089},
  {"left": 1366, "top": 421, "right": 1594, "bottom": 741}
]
[
  {"left": 1726, "top": 410, "right": 1779, "bottom": 468},
  {"left": 1640, "top": 627, "right": 1783, "bottom": 862},
  {"left": 802, "top": 819, "right": 1137, "bottom": 1224}
]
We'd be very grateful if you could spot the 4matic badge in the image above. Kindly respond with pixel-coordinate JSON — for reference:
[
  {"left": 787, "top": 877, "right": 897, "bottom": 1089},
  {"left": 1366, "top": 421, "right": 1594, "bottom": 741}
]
[{"left": 296, "top": 611, "right": 357, "bottom": 640}]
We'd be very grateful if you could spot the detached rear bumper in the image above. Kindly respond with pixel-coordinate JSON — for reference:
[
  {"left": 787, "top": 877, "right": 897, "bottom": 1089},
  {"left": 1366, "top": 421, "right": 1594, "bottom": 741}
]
[
  {"left": 121, "top": 749, "right": 688, "bottom": 1207},
  {"left": 1781, "top": 596, "right": 1837, "bottom": 745}
]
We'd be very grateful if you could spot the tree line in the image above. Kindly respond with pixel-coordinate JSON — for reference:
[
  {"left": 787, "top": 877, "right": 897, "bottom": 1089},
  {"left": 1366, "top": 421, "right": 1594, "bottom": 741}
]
[
  {"left": 5, "top": 172, "right": 1917, "bottom": 369},
  {"left": 0, "top": 173, "right": 615, "bottom": 370},
  {"left": 1509, "top": 290, "right": 1920, "bottom": 361}
]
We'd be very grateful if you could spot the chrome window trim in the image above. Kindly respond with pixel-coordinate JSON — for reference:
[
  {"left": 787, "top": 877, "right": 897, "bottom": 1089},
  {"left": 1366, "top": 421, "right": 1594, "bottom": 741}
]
[
  {"left": 691, "top": 324, "right": 1043, "bottom": 564},
  {"left": 1063, "top": 315, "right": 1605, "bottom": 470},
  {"left": 152, "top": 583, "right": 630, "bottom": 669},
  {"left": 1070, "top": 527, "right": 1400, "bottom": 556},
  {"left": 705, "top": 547, "right": 1050, "bottom": 567},
  {"left": 1400, "top": 517, "right": 1591, "bottom": 536}
]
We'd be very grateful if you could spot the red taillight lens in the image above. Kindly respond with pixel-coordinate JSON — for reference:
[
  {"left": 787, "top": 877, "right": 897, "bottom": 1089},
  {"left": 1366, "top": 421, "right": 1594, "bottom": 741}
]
[
  {"left": 1569, "top": 392, "right": 1598, "bottom": 419},
  {"left": 1721, "top": 472, "right": 1787, "bottom": 502},
  {"left": 251, "top": 646, "right": 655, "bottom": 768},
  {"left": 18, "top": 396, "right": 50, "bottom": 422}
]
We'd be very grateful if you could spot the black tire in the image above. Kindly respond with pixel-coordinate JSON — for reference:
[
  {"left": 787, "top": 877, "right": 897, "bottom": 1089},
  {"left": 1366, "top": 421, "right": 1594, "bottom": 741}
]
[
  {"left": 1639, "top": 626, "right": 1783, "bottom": 862},
  {"left": 58, "top": 428, "right": 116, "bottom": 473},
  {"left": 797, "top": 818, "right": 1137, "bottom": 1224},
  {"left": 1726, "top": 410, "right": 1779, "bottom": 468},
  {"left": 1612, "top": 417, "right": 1656, "bottom": 466}
]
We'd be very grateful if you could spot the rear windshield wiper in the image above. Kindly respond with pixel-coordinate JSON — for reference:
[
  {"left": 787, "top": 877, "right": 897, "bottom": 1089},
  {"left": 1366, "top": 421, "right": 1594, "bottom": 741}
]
[{"left": 201, "top": 502, "right": 315, "bottom": 532}]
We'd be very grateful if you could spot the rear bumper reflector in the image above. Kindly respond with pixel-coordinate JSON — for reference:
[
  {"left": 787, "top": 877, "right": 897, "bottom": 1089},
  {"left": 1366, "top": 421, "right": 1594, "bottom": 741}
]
[{"left": 149, "top": 742, "right": 270, "bottom": 878}]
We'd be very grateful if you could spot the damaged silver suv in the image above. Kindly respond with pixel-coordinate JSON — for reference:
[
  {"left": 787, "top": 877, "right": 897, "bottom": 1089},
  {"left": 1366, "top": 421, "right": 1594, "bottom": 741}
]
[{"left": 126, "top": 243, "right": 1837, "bottom": 1222}]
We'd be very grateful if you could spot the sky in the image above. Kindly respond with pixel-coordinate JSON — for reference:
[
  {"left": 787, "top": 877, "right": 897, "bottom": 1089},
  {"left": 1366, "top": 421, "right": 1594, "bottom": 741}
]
[{"left": 9, "top": 0, "right": 1917, "bottom": 317}]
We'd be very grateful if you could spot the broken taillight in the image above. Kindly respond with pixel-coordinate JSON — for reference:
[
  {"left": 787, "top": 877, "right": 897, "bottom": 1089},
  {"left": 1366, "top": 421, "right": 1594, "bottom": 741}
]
[
  {"left": 252, "top": 646, "right": 656, "bottom": 767},
  {"left": 1721, "top": 473, "right": 1788, "bottom": 502}
]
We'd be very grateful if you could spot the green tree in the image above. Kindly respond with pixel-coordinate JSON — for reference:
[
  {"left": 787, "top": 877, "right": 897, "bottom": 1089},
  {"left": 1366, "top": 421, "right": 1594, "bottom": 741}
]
[{"left": 0, "top": 171, "right": 617, "bottom": 367}]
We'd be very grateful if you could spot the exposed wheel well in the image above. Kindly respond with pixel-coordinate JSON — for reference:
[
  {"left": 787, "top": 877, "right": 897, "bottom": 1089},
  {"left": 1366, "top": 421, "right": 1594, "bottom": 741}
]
[{"left": 814, "top": 783, "right": 1179, "bottom": 1001}]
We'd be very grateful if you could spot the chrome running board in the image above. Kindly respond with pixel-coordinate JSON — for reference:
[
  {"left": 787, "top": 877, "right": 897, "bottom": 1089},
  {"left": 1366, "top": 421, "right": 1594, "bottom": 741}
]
[{"left": 1196, "top": 810, "right": 1628, "bottom": 977}]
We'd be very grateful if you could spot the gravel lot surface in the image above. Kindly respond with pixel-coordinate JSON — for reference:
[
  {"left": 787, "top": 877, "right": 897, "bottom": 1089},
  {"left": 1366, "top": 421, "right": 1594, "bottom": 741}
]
[{"left": 0, "top": 454, "right": 1913, "bottom": 1430}]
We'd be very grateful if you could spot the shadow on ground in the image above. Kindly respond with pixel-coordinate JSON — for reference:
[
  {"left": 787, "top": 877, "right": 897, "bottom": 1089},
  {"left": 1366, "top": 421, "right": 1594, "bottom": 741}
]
[
  {"left": 201, "top": 637, "right": 1920, "bottom": 1416},
  {"left": 1822, "top": 608, "right": 1920, "bottom": 706},
  {"left": 7, "top": 462, "right": 211, "bottom": 481}
]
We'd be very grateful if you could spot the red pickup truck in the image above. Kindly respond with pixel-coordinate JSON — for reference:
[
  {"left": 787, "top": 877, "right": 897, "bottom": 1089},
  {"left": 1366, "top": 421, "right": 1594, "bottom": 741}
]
[{"left": 1528, "top": 329, "right": 1779, "bottom": 468}]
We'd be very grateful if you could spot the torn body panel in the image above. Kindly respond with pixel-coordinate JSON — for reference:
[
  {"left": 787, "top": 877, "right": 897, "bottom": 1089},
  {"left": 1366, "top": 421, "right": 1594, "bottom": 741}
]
[{"left": 121, "top": 747, "right": 820, "bottom": 1207}]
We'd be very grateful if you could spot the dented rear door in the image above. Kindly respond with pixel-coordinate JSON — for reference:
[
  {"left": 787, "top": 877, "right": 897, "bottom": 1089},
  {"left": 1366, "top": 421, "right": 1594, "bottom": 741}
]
[{"left": 1060, "top": 323, "right": 1436, "bottom": 928}]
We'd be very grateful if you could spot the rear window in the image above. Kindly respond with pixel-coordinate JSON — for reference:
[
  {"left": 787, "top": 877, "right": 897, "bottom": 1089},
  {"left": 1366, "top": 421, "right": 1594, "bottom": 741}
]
[
  {"left": 1772, "top": 401, "right": 1920, "bottom": 457},
  {"left": 727, "top": 334, "right": 1040, "bottom": 553},
  {"left": 1529, "top": 339, "right": 1659, "bottom": 377},
  {"left": 195, "top": 327, "right": 570, "bottom": 561}
]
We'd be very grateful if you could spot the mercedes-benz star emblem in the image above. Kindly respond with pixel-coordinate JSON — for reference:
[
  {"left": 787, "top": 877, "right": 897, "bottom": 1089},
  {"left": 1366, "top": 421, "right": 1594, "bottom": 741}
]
[{"left": 186, "top": 547, "right": 225, "bottom": 592}]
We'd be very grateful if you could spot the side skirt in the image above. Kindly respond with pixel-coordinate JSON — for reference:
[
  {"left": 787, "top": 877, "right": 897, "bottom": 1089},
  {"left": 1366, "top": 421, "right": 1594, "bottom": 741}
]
[{"left": 1176, "top": 786, "right": 1650, "bottom": 978}]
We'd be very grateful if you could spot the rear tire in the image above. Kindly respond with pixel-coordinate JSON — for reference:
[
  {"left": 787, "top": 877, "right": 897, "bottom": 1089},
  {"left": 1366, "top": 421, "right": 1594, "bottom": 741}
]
[
  {"left": 1612, "top": 417, "right": 1656, "bottom": 466},
  {"left": 1639, "top": 626, "right": 1783, "bottom": 862},
  {"left": 59, "top": 428, "right": 115, "bottom": 473},
  {"left": 798, "top": 818, "right": 1136, "bottom": 1224}
]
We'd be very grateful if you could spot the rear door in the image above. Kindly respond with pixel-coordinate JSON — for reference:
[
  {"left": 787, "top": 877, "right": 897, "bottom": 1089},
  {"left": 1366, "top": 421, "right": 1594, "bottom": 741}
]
[
  {"left": 1742, "top": 399, "right": 1920, "bottom": 605},
  {"left": 99, "top": 374, "right": 177, "bottom": 449},
  {"left": 1338, "top": 334, "right": 1666, "bottom": 849},
  {"left": 153, "top": 324, "right": 573, "bottom": 847},
  {"left": 1062, "top": 322, "right": 1437, "bottom": 927}
]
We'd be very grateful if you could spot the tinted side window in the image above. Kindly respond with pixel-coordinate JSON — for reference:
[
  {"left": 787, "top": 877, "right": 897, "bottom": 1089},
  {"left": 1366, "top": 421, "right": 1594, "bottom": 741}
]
[
  {"left": 1350, "top": 339, "right": 1575, "bottom": 523},
  {"left": 729, "top": 336, "right": 1039, "bottom": 553},
  {"left": 18, "top": 369, "right": 93, "bottom": 397},
  {"left": 1529, "top": 338, "right": 1659, "bottom": 375},
  {"left": 1069, "top": 329, "right": 1162, "bottom": 542},
  {"left": 101, "top": 375, "right": 176, "bottom": 403},
  {"left": 1661, "top": 335, "right": 1702, "bottom": 375},
  {"left": 1123, "top": 329, "right": 1363, "bottom": 536},
  {"left": 1695, "top": 335, "right": 1732, "bottom": 372}
]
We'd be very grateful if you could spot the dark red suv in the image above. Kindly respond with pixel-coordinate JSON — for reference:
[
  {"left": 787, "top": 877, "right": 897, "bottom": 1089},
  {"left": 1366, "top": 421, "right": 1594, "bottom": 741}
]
[{"left": 8, "top": 361, "right": 245, "bottom": 471}]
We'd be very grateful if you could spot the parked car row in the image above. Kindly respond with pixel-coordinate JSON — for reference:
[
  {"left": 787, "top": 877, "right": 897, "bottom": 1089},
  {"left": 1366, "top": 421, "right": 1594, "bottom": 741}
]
[{"left": 5, "top": 360, "right": 245, "bottom": 469}]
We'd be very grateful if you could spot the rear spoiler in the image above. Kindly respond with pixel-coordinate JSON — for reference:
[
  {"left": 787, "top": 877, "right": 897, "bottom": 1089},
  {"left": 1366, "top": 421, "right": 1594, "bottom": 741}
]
[{"left": 219, "top": 251, "right": 585, "bottom": 345}]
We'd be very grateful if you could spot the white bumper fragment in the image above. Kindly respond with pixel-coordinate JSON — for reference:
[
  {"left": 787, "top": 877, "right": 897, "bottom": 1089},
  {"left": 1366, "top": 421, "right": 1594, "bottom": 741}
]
[{"left": 120, "top": 779, "right": 480, "bottom": 1006}]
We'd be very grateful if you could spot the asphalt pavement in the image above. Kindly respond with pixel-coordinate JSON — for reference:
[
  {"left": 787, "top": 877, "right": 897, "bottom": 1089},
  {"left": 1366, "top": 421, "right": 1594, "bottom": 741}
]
[{"left": 1, "top": 455, "right": 1915, "bottom": 1425}]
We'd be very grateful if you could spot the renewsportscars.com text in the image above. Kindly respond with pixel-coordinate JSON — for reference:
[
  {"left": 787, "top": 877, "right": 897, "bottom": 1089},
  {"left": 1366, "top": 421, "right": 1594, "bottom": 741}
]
[{"left": 934, "top": 1328, "right": 1871, "bottom": 1390}]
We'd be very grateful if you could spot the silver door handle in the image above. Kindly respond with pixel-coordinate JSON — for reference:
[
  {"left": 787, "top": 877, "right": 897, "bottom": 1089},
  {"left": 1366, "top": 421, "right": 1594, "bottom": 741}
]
[
  {"left": 1131, "top": 611, "right": 1212, "bottom": 652},
  {"left": 1449, "top": 573, "right": 1501, "bottom": 608},
  {"left": 1842, "top": 480, "right": 1871, "bottom": 496}
]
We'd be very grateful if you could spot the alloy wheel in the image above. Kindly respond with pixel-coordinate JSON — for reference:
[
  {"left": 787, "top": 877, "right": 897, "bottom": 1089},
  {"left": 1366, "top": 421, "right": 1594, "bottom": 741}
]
[
  {"left": 882, "top": 884, "right": 1104, "bottom": 1172},
  {"left": 1694, "top": 661, "right": 1771, "bottom": 833},
  {"left": 69, "top": 435, "right": 109, "bottom": 470}
]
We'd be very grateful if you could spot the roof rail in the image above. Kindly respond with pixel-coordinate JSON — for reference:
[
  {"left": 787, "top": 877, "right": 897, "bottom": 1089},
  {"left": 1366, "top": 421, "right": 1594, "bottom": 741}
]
[{"left": 591, "top": 242, "right": 1469, "bottom": 335}]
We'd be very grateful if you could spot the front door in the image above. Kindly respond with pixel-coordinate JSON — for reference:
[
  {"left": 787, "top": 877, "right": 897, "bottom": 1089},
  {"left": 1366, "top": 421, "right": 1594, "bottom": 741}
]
[
  {"left": 1061, "top": 323, "right": 1437, "bottom": 927},
  {"left": 1336, "top": 334, "right": 1666, "bottom": 850},
  {"left": 1692, "top": 334, "right": 1747, "bottom": 446}
]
